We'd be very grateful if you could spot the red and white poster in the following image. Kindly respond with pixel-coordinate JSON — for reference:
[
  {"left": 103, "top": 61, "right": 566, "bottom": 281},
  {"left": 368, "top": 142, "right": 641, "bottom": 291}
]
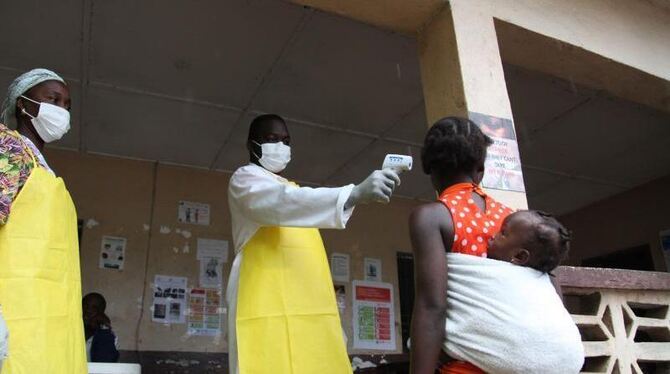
[
  {"left": 469, "top": 112, "right": 526, "bottom": 193},
  {"left": 352, "top": 281, "right": 396, "bottom": 350}
]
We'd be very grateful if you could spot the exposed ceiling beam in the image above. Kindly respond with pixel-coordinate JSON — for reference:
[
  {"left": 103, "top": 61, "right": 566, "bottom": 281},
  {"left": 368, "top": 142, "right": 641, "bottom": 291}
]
[
  {"left": 525, "top": 97, "right": 592, "bottom": 141},
  {"left": 207, "top": 7, "right": 316, "bottom": 170},
  {"left": 320, "top": 100, "right": 424, "bottom": 185},
  {"left": 289, "top": 0, "right": 446, "bottom": 35}
]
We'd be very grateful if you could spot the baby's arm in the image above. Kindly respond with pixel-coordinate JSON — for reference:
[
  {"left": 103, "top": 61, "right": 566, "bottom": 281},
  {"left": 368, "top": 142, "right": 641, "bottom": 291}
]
[{"left": 409, "top": 202, "right": 453, "bottom": 374}]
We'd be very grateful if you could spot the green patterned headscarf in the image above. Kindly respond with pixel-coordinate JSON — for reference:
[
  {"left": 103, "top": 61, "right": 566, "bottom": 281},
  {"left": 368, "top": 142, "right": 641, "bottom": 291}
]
[{"left": 1, "top": 68, "right": 66, "bottom": 128}]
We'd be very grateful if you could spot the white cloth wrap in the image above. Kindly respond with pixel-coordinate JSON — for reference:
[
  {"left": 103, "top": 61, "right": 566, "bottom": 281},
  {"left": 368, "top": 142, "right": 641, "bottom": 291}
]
[{"left": 444, "top": 253, "right": 584, "bottom": 374}]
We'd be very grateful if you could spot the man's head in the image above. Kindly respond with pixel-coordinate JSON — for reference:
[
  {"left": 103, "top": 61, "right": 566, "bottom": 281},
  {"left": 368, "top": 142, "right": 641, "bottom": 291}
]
[
  {"left": 488, "top": 210, "right": 571, "bottom": 273},
  {"left": 247, "top": 114, "right": 291, "bottom": 173},
  {"left": 82, "top": 292, "right": 107, "bottom": 323},
  {"left": 421, "top": 117, "right": 492, "bottom": 191}
]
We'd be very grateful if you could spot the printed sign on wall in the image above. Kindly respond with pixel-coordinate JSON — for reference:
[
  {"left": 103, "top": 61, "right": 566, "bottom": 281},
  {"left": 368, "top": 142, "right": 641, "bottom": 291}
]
[
  {"left": 99, "top": 236, "right": 126, "bottom": 270},
  {"left": 178, "top": 201, "right": 211, "bottom": 226},
  {"left": 331, "top": 253, "right": 350, "bottom": 282},
  {"left": 364, "top": 258, "right": 382, "bottom": 282},
  {"left": 469, "top": 112, "right": 525, "bottom": 193},
  {"left": 352, "top": 281, "right": 396, "bottom": 351},
  {"left": 188, "top": 288, "right": 222, "bottom": 336},
  {"left": 152, "top": 275, "right": 188, "bottom": 324}
]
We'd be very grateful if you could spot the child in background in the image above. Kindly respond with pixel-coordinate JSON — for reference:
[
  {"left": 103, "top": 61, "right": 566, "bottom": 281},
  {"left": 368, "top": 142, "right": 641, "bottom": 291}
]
[{"left": 83, "top": 293, "right": 119, "bottom": 363}]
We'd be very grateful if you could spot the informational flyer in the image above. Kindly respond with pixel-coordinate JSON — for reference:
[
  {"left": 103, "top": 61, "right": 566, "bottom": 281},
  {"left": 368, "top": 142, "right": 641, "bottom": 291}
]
[
  {"left": 178, "top": 201, "right": 210, "bottom": 226},
  {"left": 99, "top": 236, "right": 126, "bottom": 270},
  {"left": 331, "top": 253, "right": 350, "bottom": 282},
  {"left": 199, "top": 256, "right": 223, "bottom": 288},
  {"left": 152, "top": 275, "right": 188, "bottom": 324},
  {"left": 352, "top": 281, "right": 396, "bottom": 351},
  {"left": 660, "top": 229, "right": 670, "bottom": 271},
  {"left": 364, "top": 258, "right": 382, "bottom": 282},
  {"left": 469, "top": 112, "right": 526, "bottom": 193},
  {"left": 187, "top": 288, "right": 222, "bottom": 336},
  {"left": 197, "top": 238, "right": 229, "bottom": 262},
  {"left": 195, "top": 238, "right": 227, "bottom": 288}
]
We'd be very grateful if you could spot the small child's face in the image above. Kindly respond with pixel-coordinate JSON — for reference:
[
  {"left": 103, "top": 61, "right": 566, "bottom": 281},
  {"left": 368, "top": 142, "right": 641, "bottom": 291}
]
[{"left": 488, "top": 212, "right": 534, "bottom": 265}]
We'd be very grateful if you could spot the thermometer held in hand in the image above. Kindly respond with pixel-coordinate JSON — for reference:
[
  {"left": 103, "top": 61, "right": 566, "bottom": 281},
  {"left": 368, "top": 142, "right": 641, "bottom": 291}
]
[{"left": 382, "top": 154, "right": 413, "bottom": 173}]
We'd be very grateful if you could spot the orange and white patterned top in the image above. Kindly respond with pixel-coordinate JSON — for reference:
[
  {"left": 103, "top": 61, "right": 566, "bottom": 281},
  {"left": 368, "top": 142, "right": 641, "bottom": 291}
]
[{"left": 438, "top": 183, "right": 514, "bottom": 257}]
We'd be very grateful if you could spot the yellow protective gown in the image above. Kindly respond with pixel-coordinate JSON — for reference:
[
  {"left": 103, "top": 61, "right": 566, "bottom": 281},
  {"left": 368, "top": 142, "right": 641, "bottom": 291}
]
[
  {"left": 236, "top": 225, "right": 351, "bottom": 373},
  {"left": 0, "top": 137, "right": 87, "bottom": 374}
]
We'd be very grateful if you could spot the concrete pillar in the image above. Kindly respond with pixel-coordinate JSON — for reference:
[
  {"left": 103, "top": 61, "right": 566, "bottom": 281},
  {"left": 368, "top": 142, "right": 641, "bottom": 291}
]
[{"left": 418, "top": 1, "right": 528, "bottom": 209}]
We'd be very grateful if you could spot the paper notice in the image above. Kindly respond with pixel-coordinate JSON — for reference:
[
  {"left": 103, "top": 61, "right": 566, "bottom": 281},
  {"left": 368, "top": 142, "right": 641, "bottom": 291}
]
[
  {"left": 187, "top": 288, "right": 222, "bottom": 336},
  {"left": 352, "top": 281, "right": 396, "bottom": 351},
  {"left": 178, "top": 201, "right": 211, "bottom": 226},
  {"left": 197, "top": 238, "right": 229, "bottom": 262},
  {"left": 152, "top": 275, "right": 188, "bottom": 324},
  {"left": 331, "top": 253, "right": 350, "bottom": 282},
  {"left": 99, "top": 236, "right": 126, "bottom": 270}
]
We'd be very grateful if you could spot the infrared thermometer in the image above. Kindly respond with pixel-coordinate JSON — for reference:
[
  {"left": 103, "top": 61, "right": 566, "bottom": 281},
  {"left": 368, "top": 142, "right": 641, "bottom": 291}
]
[{"left": 382, "top": 154, "right": 413, "bottom": 173}]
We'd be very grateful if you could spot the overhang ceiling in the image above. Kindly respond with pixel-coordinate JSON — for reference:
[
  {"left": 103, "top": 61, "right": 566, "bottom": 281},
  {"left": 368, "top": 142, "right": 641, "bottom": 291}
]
[
  {"left": 0, "top": 0, "right": 668, "bottom": 215},
  {"left": 505, "top": 64, "right": 670, "bottom": 215}
]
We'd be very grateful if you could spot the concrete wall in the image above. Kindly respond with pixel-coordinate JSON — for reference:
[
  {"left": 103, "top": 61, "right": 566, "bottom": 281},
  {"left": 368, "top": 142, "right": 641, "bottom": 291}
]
[
  {"left": 456, "top": 0, "right": 670, "bottom": 83},
  {"left": 46, "top": 148, "right": 419, "bottom": 354},
  {"left": 560, "top": 174, "right": 670, "bottom": 272}
]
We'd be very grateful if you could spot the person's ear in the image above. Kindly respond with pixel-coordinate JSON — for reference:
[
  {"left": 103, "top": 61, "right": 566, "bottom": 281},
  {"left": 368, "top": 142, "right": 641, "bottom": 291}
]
[
  {"left": 16, "top": 97, "right": 27, "bottom": 115},
  {"left": 510, "top": 249, "right": 530, "bottom": 266}
]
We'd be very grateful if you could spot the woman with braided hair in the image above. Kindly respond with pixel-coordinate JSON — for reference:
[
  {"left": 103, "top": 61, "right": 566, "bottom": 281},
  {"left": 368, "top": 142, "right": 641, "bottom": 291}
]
[{"left": 409, "top": 117, "right": 583, "bottom": 374}]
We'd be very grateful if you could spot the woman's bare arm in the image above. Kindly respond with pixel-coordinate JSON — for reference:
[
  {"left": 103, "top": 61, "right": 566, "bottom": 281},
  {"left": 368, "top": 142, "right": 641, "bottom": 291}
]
[{"left": 409, "top": 202, "right": 453, "bottom": 374}]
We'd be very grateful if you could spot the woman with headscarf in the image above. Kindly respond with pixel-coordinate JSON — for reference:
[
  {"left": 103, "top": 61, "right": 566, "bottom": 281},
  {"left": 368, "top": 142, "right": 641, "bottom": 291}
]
[{"left": 0, "top": 68, "right": 87, "bottom": 373}]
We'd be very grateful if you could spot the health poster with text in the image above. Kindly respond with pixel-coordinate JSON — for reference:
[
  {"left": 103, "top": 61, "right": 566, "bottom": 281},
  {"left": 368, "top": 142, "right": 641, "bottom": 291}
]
[
  {"left": 352, "top": 281, "right": 396, "bottom": 350},
  {"left": 187, "top": 288, "right": 222, "bottom": 336}
]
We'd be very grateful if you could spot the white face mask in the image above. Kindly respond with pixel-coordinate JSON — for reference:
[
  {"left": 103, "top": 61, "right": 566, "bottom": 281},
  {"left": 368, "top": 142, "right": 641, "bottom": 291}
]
[
  {"left": 20, "top": 95, "right": 71, "bottom": 143},
  {"left": 253, "top": 140, "right": 291, "bottom": 173}
]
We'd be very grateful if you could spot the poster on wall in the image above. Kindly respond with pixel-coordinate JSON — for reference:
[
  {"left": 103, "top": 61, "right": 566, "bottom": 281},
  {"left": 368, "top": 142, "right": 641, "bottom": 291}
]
[
  {"left": 197, "top": 238, "right": 229, "bottom": 262},
  {"left": 352, "top": 281, "right": 396, "bottom": 351},
  {"left": 197, "top": 238, "right": 227, "bottom": 288},
  {"left": 152, "top": 275, "right": 188, "bottom": 324},
  {"left": 187, "top": 288, "right": 222, "bottom": 336},
  {"left": 660, "top": 229, "right": 670, "bottom": 271},
  {"left": 99, "top": 236, "right": 126, "bottom": 270},
  {"left": 199, "top": 256, "right": 223, "bottom": 288},
  {"left": 178, "top": 201, "right": 211, "bottom": 226},
  {"left": 364, "top": 258, "right": 382, "bottom": 282},
  {"left": 331, "top": 253, "right": 350, "bottom": 282},
  {"left": 469, "top": 112, "right": 526, "bottom": 193}
]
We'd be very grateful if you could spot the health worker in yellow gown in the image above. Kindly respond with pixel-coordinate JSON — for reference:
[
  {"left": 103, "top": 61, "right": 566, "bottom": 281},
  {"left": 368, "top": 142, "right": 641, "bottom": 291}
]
[
  {"left": 227, "top": 114, "right": 401, "bottom": 374},
  {"left": 0, "top": 68, "right": 87, "bottom": 374}
]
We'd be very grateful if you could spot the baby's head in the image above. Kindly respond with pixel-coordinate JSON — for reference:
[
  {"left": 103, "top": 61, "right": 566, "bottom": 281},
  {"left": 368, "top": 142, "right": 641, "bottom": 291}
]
[{"left": 488, "top": 210, "right": 571, "bottom": 274}]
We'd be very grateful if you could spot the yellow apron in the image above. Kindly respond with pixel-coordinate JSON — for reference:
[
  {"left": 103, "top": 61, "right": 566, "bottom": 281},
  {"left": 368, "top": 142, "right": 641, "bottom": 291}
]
[
  {"left": 237, "top": 225, "right": 351, "bottom": 373},
  {"left": 0, "top": 136, "right": 87, "bottom": 374}
]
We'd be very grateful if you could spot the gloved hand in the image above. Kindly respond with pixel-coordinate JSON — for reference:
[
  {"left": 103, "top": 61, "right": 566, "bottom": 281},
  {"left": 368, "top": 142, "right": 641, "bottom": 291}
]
[{"left": 346, "top": 169, "right": 401, "bottom": 208}]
